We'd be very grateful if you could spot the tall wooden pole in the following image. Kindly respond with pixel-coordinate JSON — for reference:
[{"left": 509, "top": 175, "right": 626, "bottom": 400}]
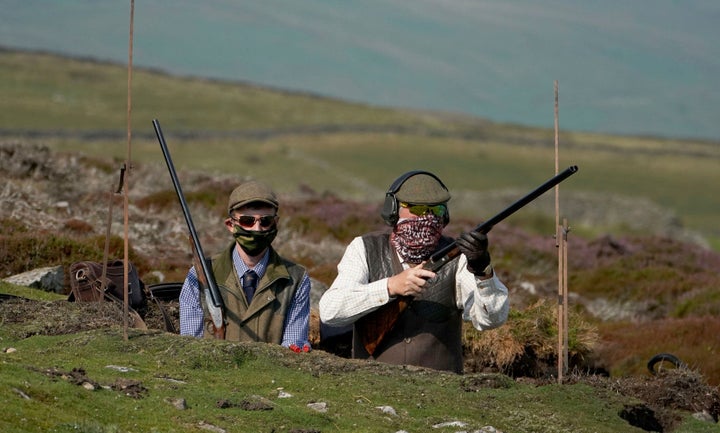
[
  {"left": 554, "top": 80, "right": 565, "bottom": 382},
  {"left": 562, "top": 218, "right": 570, "bottom": 373},
  {"left": 123, "top": 0, "right": 135, "bottom": 341}
]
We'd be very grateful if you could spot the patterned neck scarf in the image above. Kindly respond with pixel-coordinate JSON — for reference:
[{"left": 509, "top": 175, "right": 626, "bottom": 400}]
[{"left": 390, "top": 214, "right": 444, "bottom": 264}]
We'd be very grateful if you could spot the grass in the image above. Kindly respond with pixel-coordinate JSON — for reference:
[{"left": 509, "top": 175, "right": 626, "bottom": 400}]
[
  {"left": 2, "top": 325, "right": 708, "bottom": 433},
  {"left": 0, "top": 281, "right": 66, "bottom": 302},
  {"left": 0, "top": 50, "right": 425, "bottom": 131}
]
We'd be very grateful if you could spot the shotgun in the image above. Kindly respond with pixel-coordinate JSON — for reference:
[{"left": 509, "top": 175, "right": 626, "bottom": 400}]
[
  {"left": 152, "top": 119, "right": 226, "bottom": 339},
  {"left": 424, "top": 165, "right": 579, "bottom": 272},
  {"left": 359, "top": 165, "right": 579, "bottom": 355}
]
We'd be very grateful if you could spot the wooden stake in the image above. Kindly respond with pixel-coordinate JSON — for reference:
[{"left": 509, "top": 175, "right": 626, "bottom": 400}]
[
  {"left": 557, "top": 222, "right": 565, "bottom": 381},
  {"left": 100, "top": 166, "right": 126, "bottom": 293},
  {"left": 562, "top": 218, "right": 570, "bottom": 372},
  {"left": 553, "top": 80, "right": 564, "bottom": 382},
  {"left": 122, "top": 0, "right": 135, "bottom": 341}
]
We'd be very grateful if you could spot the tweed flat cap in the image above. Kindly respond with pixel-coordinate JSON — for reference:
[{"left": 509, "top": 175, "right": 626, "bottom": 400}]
[
  {"left": 395, "top": 173, "right": 451, "bottom": 204},
  {"left": 227, "top": 180, "right": 279, "bottom": 212}
]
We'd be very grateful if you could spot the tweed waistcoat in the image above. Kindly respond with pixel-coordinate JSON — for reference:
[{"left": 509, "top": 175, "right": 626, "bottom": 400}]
[
  {"left": 353, "top": 232, "right": 464, "bottom": 373},
  {"left": 202, "top": 242, "right": 307, "bottom": 343}
]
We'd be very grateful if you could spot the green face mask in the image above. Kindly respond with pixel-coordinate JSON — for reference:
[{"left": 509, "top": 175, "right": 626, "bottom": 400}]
[{"left": 232, "top": 225, "right": 278, "bottom": 256}]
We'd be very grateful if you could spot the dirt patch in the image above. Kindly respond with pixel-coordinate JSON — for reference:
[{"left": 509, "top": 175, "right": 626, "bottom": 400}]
[
  {"left": 1, "top": 298, "right": 136, "bottom": 338},
  {"left": 216, "top": 398, "right": 273, "bottom": 411},
  {"left": 566, "top": 370, "right": 719, "bottom": 431},
  {"left": 33, "top": 366, "right": 147, "bottom": 399},
  {"left": 111, "top": 378, "right": 148, "bottom": 399}
]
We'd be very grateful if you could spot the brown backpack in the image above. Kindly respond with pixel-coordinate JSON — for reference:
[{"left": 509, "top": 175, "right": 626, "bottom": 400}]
[{"left": 68, "top": 260, "right": 146, "bottom": 310}]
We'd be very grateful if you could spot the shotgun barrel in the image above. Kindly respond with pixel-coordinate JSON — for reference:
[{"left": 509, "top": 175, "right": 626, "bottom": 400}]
[
  {"left": 424, "top": 165, "right": 579, "bottom": 272},
  {"left": 152, "top": 119, "right": 225, "bottom": 338}
]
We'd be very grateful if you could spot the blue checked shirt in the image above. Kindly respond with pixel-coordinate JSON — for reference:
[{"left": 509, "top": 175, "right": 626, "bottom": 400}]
[{"left": 179, "top": 248, "right": 311, "bottom": 348}]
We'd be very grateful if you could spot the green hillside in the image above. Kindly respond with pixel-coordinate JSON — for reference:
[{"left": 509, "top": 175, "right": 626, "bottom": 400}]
[
  {"left": 2, "top": 49, "right": 718, "bottom": 251},
  {"left": 2, "top": 49, "right": 719, "bottom": 249}
]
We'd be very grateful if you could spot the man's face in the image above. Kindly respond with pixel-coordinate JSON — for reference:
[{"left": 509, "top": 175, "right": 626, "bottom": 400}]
[
  {"left": 391, "top": 202, "right": 447, "bottom": 263},
  {"left": 225, "top": 204, "right": 277, "bottom": 233}
]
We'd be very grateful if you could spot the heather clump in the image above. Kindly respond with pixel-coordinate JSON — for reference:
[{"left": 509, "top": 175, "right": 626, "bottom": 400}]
[
  {"left": 462, "top": 298, "right": 599, "bottom": 377},
  {"left": 282, "top": 194, "right": 385, "bottom": 244},
  {"left": 134, "top": 177, "right": 236, "bottom": 215},
  {"left": 0, "top": 230, "right": 149, "bottom": 294},
  {"left": 593, "top": 316, "right": 720, "bottom": 383},
  {"left": 566, "top": 235, "right": 720, "bottom": 318}
]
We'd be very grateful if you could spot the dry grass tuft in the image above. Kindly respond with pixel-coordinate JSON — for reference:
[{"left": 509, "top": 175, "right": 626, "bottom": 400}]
[{"left": 463, "top": 298, "right": 599, "bottom": 377}]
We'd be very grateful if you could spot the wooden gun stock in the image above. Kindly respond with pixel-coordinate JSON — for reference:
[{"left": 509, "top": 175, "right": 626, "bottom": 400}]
[{"left": 360, "top": 165, "right": 579, "bottom": 355}]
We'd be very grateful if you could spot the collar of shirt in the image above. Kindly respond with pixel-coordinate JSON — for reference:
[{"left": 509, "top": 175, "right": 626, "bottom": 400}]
[
  {"left": 396, "top": 251, "right": 412, "bottom": 270},
  {"left": 232, "top": 247, "right": 270, "bottom": 280}
]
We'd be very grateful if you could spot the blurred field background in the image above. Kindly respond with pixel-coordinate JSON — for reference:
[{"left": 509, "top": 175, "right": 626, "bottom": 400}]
[{"left": 2, "top": 49, "right": 718, "bottom": 247}]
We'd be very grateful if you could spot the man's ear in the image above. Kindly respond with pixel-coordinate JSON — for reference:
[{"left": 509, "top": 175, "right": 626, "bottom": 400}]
[{"left": 224, "top": 218, "right": 235, "bottom": 232}]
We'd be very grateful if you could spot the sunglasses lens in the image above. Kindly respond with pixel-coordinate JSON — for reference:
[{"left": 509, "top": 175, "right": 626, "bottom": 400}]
[
  {"left": 258, "top": 216, "right": 276, "bottom": 228},
  {"left": 429, "top": 205, "right": 446, "bottom": 217},
  {"left": 404, "top": 203, "right": 445, "bottom": 217},
  {"left": 238, "top": 216, "right": 257, "bottom": 227},
  {"left": 235, "top": 215, "right": 276, "bottom": 228},
  {"left": 408, "top": 205, "right": 425, "bottom": 216}
]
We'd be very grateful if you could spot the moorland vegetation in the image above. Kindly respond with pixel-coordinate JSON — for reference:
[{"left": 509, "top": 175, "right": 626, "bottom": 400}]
[{"left": 2, "top": 49, "right": 720, "bottom": 432}]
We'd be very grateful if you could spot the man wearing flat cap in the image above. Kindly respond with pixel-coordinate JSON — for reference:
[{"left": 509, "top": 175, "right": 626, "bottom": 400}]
[
  {"left": 319, "top": 171, "right": 509, "bottom": 372},
  {"left": 180, "top": 180, "right": 312, "bottom": 352}
]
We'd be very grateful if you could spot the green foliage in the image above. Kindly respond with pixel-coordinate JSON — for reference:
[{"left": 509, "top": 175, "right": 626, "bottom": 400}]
[
  {"left": 135, "top": 184, "right": 230, "bottom": 214},
  {"left": 674, "top": 290, "right": 720, "bottom": 318},
  {"left": 568, "top": 236, "right": 720, "bottom": 315},
  {"left": 283, "top": 198, "right": 384, "bottom": 244},
  {"left": 77, "top": 154, "right": 123, "bottom": 174},
  {"left": 595, "top": 317, "right": 720, "bottom": 385},
  {"left": 134, "top": 189, "right": 182, "bottom": 211},
  {"left": 0, "top": 217, "right": 29, "bottom": 235}
]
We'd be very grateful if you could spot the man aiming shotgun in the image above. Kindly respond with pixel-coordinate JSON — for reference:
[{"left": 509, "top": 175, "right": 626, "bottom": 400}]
[{"left": 320, "top": 166, "right": 578, "bottom": 372}]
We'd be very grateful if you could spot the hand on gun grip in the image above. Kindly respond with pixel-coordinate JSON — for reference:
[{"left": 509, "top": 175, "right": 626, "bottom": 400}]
[{"left": 456, "top": 231, "right": 491, "bottom": 276}]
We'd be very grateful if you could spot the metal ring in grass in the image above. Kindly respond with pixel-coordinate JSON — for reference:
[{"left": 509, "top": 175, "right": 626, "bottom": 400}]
[{"left": 647, "top": 353, "right": 686, "bottom": 375}]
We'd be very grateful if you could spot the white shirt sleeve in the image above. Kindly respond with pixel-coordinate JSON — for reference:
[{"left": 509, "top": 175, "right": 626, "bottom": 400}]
[
  {"left": 318, "top": 236, "right": 391, "bottom": 327},
  {"left": 455, "top": 254, "right": 510, "bottom": 330}
]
